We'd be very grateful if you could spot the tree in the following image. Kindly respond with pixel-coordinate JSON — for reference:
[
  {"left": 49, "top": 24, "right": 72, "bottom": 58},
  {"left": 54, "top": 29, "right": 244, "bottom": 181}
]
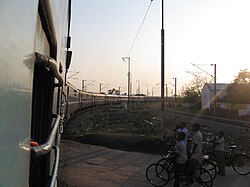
[
  {"left": 181, "top": 74, "right": 209, "bottom": 108},
  {"left": 182, "top": 74, "right": 208, "bottom": 97},
  {"left": 226, "top": 69, "right": 250, "bottom": 104},
  {"left": 108, "top": 88, "right": 120, "bottom": 95},
  {"left": 233, "top": 69, "right": 250, "bottom": 84}
]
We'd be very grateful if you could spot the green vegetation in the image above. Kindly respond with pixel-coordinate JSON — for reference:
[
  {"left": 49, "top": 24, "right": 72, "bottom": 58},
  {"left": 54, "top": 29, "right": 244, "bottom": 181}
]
[
  {"left": 63, "top": 103, "right": 250, "bottom": 155},
  {"left": 224, "top": 69, "right": 250, "bottom": 104},
  {"left": 63, "top": 103, "right": 172, "bottom": 153}
]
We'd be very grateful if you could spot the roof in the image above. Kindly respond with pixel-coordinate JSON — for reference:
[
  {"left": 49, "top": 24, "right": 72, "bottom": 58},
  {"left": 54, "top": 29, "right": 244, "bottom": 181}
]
[{"left": 203, "top": 83, "right": 229, "bottom": 91}]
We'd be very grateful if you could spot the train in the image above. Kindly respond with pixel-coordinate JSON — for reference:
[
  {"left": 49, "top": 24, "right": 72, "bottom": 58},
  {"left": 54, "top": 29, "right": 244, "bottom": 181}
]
[
  {"left": 0, "top": 1, "right": 160, "bottom": 187},
  {"left": 1, "top": 0, "right": 72, "bottom": 186},
  {"left": 65, "top": 81, "right": 160, "bottom": 119}
]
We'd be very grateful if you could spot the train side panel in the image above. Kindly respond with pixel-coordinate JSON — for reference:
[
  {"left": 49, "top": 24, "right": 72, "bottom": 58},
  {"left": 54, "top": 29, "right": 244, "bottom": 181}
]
[
  {"left": 0, "top": 0, "right": 71, "bottom": 186},
  {"left": 0, "top": 1, "right": 39, "bottom": 186}
]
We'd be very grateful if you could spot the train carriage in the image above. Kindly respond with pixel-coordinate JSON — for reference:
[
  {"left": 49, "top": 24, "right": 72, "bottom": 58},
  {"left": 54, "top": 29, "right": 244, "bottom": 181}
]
[
  {"left": 92, "top": 92, "right": 107, "bottom": 106},
  {"left": 0, "top": 0, "right": 72, "bottom": 186},
  {"left": 66, "top": 82, "right": 81, "bottom": 119}
]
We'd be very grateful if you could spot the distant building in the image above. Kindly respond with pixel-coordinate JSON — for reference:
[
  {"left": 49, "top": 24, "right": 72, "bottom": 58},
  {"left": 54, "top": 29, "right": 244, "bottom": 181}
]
[
  {"left": 201, "top": 83, "right": 228, "bottom": 111},
  {"left": 201, "top": 83, "right": 250, "bottom": 116}
]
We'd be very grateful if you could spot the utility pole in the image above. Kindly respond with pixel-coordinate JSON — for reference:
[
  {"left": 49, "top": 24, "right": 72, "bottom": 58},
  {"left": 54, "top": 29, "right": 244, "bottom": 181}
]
[
  {"left": 173, "top": 78, "right": 177, "bottom": 98},
  {"left": 160, "top": 0, "right": 165, "bottom": 133},
  {"left": 122, "top": 57, "right": 131, "bottom": 103},
  {"left": 82, "top": 80, "right": 86, "bottom": 91},
  {"left": 165, "top": 84, "right": 168, "bottom": 97},
  {"left": 82, "top": 80, "right": 95, "bottom": 92},
  {"left": 99, "top": 83, "right": 103, "bottom": 93},
  {"left": 213, "top": 64, "right": 217, "bottom": 115},
  {"left": 136, "top": 80, "right": 140, "bottom": 94},
  {"left": 146, "top": 84, "right": 149, "bottom": 96}
]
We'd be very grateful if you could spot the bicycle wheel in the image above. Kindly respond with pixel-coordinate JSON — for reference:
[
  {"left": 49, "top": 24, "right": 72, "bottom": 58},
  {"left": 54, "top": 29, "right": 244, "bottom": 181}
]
[
  {"left": 203, "top": 159, "right": 217, "bottom": 180},
  {"left": 232, "top": 154, "right": 250, "bottom": 175},
  {"left": 146, "top": 163, "right": 170, "bottom": 187},
  {"left": 157, "top": 158, "right": 175, "bottom": 180},
  {"left": 195, "top": 167, "right": 213, "bottom": 187}
]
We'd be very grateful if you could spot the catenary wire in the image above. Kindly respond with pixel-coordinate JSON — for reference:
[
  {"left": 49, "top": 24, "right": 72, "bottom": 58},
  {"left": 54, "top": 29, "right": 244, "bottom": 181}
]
[{"left": 127, "top": 0, "right": 154, "bottom": 56}]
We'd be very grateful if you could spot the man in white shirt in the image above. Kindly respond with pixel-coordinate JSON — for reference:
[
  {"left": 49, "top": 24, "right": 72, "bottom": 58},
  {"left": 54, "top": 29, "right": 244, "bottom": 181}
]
[
  {"left": 191, "top": 123, "right": 203, "bottom": 161},
  {"left": 174, "top": 131, "right": 187, "bottom": 187},
  {"left": 188, "top": 123, "right": 203, "bottom": 184},
  {"left": 214, "top": 130, "right": 225, "bottom": 176}
]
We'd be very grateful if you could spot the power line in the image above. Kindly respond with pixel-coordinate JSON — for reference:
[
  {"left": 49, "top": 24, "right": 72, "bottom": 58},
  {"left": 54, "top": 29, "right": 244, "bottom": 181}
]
[{"left": 127, "top": 0, "right": 154, "bottom": 56}]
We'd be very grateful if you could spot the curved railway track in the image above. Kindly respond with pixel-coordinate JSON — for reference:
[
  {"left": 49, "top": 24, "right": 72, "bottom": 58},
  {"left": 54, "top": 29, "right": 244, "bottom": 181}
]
[{"left": 151, "top": 105, "right": 250, "bottom": 129}]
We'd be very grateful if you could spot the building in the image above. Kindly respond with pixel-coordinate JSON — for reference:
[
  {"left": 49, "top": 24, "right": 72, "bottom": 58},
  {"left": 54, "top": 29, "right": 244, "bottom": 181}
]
[
  {"left": 202, "top": 83, "right": 250, "bottom": 116},
  {"left": 201, "top": 83, "right": 228, "bottom": 111}
]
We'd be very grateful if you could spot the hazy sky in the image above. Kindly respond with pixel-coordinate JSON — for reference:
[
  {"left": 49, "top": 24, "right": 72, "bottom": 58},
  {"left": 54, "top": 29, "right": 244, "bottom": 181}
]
[{"left": 68, "top": 0, "right": 250, "bottom": 96}]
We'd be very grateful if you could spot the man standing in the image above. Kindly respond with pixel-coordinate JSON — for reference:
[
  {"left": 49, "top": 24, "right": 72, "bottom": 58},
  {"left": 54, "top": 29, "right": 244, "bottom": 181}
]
[
  {"left": 188, "top": 123, "right": 203, "bottom": 184},
  {"left": 174, "top": 131, "right": 187, "bottom": 187},
  {"left": 191, "top": 123, "right": 203, "bottom": 161},
  {"left": 214, "top": 130, "right": 225, "bottom": 176},
  {"left": 180, "top": 122, "right": 190, "bottom": 148}
]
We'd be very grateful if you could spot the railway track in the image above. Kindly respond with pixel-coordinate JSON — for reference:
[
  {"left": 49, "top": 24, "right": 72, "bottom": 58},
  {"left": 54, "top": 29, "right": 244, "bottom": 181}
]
[{"left": 151, "top": 105, "right": 250, "bottom": 128}]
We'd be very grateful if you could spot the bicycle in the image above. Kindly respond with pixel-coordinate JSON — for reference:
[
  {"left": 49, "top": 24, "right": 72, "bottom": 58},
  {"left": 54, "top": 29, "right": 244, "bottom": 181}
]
[
  {"left": 206, "top": 144, "right": 250, "bottom": 175},
  {"left": 160, "top": 146, "right": 217, "bottom": 180},
  {"left": 146, "top": 146, "right": 214, "bottom": 187},
  {"left": 202, "top": 155, "right": 217, "bottom": 180}
]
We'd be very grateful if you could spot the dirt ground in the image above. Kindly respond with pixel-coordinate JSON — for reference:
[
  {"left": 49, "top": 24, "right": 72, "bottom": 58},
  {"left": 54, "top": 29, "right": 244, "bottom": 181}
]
[
  {"left": 57, "top": 139, "right": 159, "bottom": 187},
  {"left": 57, "top": 139, "right": 250, "bottom": 187}
]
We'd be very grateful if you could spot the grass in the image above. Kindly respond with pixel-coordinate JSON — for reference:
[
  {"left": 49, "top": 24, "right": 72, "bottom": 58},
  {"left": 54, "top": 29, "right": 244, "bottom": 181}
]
[{"left": 63, "top": 103, "right": 250, "bottom": 155}]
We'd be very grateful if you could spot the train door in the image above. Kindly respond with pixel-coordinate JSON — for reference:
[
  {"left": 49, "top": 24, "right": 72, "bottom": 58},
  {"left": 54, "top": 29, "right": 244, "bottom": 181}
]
[{"left": 29, "top": 0, "right": 68, "bottom": 186}]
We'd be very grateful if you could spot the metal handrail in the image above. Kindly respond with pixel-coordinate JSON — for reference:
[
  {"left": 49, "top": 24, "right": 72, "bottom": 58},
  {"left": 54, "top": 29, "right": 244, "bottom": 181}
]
[
  {"left": 35, "top": 52, "right": 63, "bottom": 85},
  {"left": 31, "top": 115, "right": 61, "bottom": 156},
  {"left": 49, "top": 145, "right": 60, "bottom": 187}
]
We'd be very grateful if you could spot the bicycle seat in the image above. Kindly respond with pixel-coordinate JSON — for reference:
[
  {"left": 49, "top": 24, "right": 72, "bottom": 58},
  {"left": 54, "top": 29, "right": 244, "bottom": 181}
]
[{"left": 227, "top": 145, "right": 237, "bottom": 149}]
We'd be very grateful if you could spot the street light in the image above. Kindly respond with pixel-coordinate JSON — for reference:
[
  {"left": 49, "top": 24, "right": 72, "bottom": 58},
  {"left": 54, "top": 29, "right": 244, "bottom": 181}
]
[{"left": 122, "top": 57, "right": 131, "bottom": 103}]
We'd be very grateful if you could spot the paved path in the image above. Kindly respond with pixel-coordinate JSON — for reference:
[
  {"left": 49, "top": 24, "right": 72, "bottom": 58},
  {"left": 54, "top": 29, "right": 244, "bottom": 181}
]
[{"left": 58, "top": 140, "right": 250, "bottom": 187}]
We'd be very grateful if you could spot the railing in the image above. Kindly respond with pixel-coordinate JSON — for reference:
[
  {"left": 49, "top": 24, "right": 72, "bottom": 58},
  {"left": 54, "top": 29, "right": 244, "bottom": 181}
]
[
  {"left": 31, "top": 114, "right": 61, "bottom": 187},
  {"left": 49, "top": 145, "right": 60, "bottom": 187},
  {"left": 35, "top": 52, "right": 63, "bottom": 85},
  {"left": 31, "top": 115, "right": 61, "bottom": 156}
]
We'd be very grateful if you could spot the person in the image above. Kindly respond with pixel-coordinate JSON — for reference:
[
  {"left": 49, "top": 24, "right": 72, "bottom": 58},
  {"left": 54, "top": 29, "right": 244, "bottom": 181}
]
[
  {"left": 214, "top": 130, "right": 225, "bottom": 176},
  {"left": 188, "top": 123, "right": 203, "bottom": 184},
  {"left": 174, "top": 131, "right": 187, "bottom": 187},
  {"left": 175, "top": 124, "right": 181, "bottom": 138},
  {"left": 180, "top": 122, "right": 190, "bottom": 148}
]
